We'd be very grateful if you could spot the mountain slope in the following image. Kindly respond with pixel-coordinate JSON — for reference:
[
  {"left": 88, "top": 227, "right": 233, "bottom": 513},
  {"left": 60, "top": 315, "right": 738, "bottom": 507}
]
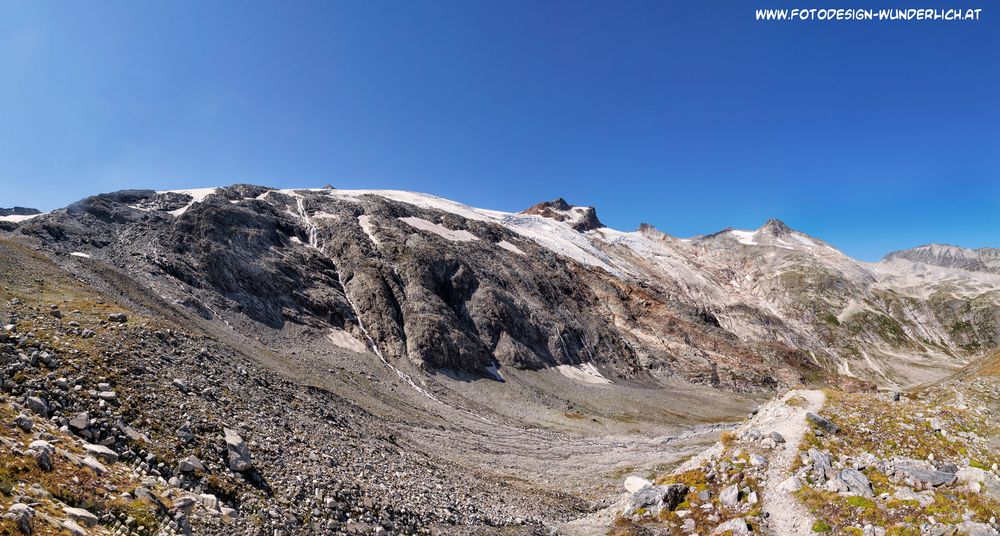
[{"left": 8, "top": 185, "right": 1000, "bottom": 390}]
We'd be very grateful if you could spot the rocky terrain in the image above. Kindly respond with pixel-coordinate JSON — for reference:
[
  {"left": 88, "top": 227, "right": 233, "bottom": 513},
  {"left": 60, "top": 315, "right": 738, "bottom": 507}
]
[{"left": 0, "top": 185, "right": 997, "bottom": 535}]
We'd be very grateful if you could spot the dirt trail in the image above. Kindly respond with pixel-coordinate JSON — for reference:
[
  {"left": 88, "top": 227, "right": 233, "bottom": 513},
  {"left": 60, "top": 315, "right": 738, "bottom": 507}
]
[{"left": 760, "top": 389, "right": 825, "bottom": 536}]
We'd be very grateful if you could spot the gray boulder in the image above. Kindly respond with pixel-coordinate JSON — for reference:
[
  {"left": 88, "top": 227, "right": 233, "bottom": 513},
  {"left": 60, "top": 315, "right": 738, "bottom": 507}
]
[
  {"left": 25, "top": 396, "right": 48, "bottom": 418},
  {"left": 626, "top": 484, "right": 688, "bottom": 516},
  {"left": 892, "top": 461, "right": 956, "bottom": 488},
  {"left": 719, "top": 484, "right": 740, "bottom": 507},
  {"left": 7, "top": 503, "right": 33, "bottom": 534},
  {"left": 224, "top": 428, "right": 253, "bottom": 471},
  {"left": 806, "top": 412, "right": 840, "bottom": 434},
  {"left": 712, "top": 517, "right": 751, "bottom": 535},
  {"left": 840, "top": 468, "right": 874, "bottom": 497}
]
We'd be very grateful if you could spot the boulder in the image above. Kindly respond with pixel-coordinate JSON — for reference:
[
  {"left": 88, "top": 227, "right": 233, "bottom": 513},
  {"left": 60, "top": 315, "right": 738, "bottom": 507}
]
[
  {"left": 107, "top": 313, "right": 128, "bottom": 323},
  {"left": 13, "top": 413, "right": 33, "bottom": 432},
  {"left": 626, "top": 484, "right": 688, "bottom": 516},
  {"left": 719, "top": 484, "right": 740, "bottom": 507},
  {"left": 840, "top": 467, "right": 874, "bottom": 497},
  {"left": 84, "top": 443, "right": 118, "bottom": 463},
  {"left": 178, "top": 455, "right": 205, "bottom": 473},
  {"left": 806, "top": 412, "right": 840, "bottom": 434},
  {"left": 712, "top": 517, "right": 751, "bottom": 535},
  {"left": 769, "top": 431, "right": 786, "bottom": 444},
  {"left": 224, "top": 428, "right": 253, "bottom": 471},
  {"left": 7, "top": 503, "right": 33, "bottom": 534},
  {"left": 25, "top": 396, "right": 48, "bottom": 418},
  {"left": 68, "top": 411, "right": 89, "bottom": 431},
  {"left": 778, "top": 476, "right": 802, "bottom": 492},
  {"left": 892, "top": 461, "right": 956, "bottom": 488},
  {"left": 63, "top": 506, "right": 98, "bottom": 527}
]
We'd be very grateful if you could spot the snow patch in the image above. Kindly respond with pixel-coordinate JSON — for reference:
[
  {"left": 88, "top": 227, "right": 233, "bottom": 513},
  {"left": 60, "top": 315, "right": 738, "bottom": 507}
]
[
  {"left": 158, "top": 188, "right": 220, "bottom": 216},
  {"left": 730, "top": 230, "right": 756, "bottom": 245},
  {"left": 399, "top": 216, "right": 478, "bottom": 242},
  {"left": 0, "top": 213, "right": 43, "bottom": 223},
  {"left": 555, "top": 363, "right": 612, "bottom": 385},
  {"left": 325, "top": 328, "right": 371, "bottom": 354},
  {"left": 497, "top": 240, "right": 525, "bottom": 255},
  {"left": 357, "top": 215, "right": 380, "bottom": 246},
  {"left": 69, "top": 252, "right": 91, "bottom": 258}
]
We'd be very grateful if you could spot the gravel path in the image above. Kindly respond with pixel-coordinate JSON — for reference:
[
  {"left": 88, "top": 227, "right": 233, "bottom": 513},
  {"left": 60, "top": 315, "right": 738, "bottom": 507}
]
[{"left": 761, "top": 389, "right": 826, "bottom": 536}]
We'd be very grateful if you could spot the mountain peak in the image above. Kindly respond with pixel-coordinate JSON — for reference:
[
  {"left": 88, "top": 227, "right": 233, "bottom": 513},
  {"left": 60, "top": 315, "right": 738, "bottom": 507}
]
[
  {"left": 758, "top": 218, "right": 792, "bottom": 236},
  {"left": 521, "top": 198, "right": 603, "bottom": 232}
]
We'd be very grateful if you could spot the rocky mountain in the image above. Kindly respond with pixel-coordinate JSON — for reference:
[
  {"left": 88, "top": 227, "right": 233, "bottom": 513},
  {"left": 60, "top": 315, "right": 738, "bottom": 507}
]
[
  {"left": 6, "top": 186, "right": 999, "bottom": 390},
  {"left": 0, "top": 184, "right": 998, "bottom": 535},
  {"left": 884, "top": 244, "right": 1000, "bottom": 275}
]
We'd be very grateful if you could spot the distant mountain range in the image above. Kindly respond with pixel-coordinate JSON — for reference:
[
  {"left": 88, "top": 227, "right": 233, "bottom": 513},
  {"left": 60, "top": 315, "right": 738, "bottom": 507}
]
[{"left": 5, "top": 185, "right": 998, "bottom": 389}]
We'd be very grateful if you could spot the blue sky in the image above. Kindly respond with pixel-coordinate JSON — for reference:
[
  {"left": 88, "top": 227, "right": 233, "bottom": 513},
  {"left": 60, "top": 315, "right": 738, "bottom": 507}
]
[{"left": 0, "top": 1, "right": 997, "bottom": 260}]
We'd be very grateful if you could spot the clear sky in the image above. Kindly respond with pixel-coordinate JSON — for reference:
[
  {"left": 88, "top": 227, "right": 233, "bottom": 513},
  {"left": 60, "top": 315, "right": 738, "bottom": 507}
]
[{"left": 0, "top": 1, "right": 997, "bottom": 260}]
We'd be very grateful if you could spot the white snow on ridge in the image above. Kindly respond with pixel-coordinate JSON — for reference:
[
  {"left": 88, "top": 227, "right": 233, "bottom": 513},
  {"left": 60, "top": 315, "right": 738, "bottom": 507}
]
[
  {"left": 70, "top": 252, "right": 91, "bottom": 258},
  {"left": 322, "top": 189, "right": 624, "bottom": 274},
  {"left": 730, "top": 229, "right": 756, "bottom": 245},
  {"left": 0, "top": 214, "right": 42, "bottom": 223},
  {"left": 399, "top": 216, "right": 478, "bottom": 242},
  {"left": 158, "top": 188, "right": 220, "bottom": 216}
]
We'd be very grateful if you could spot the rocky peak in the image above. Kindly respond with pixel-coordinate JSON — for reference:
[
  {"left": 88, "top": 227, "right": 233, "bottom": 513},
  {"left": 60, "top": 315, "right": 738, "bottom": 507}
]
[
  {"left": 0, "top": 207, "right": 41, "bottom": 217},
  {"left": 757, "top": 218, "right": 793, "bottom": 236},
  {"left": 521, "top": 198, "right": 604, "bottom": 232}
]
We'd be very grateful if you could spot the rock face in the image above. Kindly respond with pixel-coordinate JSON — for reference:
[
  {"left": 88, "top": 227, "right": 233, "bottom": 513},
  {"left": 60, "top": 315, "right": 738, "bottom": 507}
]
[{"left": 521, "top": 198, "right": 604, "bottom": 232}]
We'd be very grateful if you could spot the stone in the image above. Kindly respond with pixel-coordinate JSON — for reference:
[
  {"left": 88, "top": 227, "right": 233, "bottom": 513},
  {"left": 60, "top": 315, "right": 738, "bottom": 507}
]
[
  {"left": 806, "top": 412, "right": 840, "bottom": 434},
  {"left": 63, "top": 506, "right": 99, "bottom": 527},
  {"left": 863, "top": 525, "right": 887, "bottom": 536},
  {"left": 719, "top": 484, "right": 740, "bottom": 507},
  {"left": 624, "top": 476, "right": 652, "bottom": 493},
  {"left": 7, "top": 503, "right": 33, "bottom": 534},
  {"left": 712, "top": 517, "right": 751, "bottom": 535},
  {"left": 171, "top": 378, "right": 190, "bottom": 393},
  {"left": 84, "top": 443, "right": 118, "bottom": 463},
  {"left": 69, "top": 411, "right": 89, "bottom": 431},
  {"left": 224, "top": 428, "right": 253, "bottom": 472},
  {"left": 840, "top": 467, "right": 874, "bottom": 497},
  {"left": 928, "top": 417, "right": 944, "bottom": 432},
  {"left": 177, "top": 455, "right": 205, "bottom": 473},
  {"left": 107, "top": 313, "right": 128, "bottom": 323},
  {"left": 808, "top": 448, "right": 836, "bottom": 483},
  {"left": 61, "top": 519, "right": 86, "bottom": 536},
  {"left": 769, "top": 431, "right": 786, "bottom": 443},
  {"left": 198, "top": 493, "right": 219, "bottom": 511},
  {"left": 13, "top": 413, "right": 33, "bottom": 432},
  {"left": 892, "top": 462, "right": 957, "bottom": 488},
  {"left": 956, "top": 466, "right": 988, "bottom": 484},
  {"left": 749, "top": 454, "right": 768, "bottom": 467},
  {"left": 81, "top": 456, "right": 107, "bottom": 474},
  {"left": 778, "top": 476, "right": 802, "bottom": 492},
  {"left": 25, "top": 396, "right": 48, "bottom": 418},
  {"left": 97, "top": 391, "right": 117, "bottom": 401},
  {"left": 627, "top": 484, "right": 688, "bottom": 515},
  {"left": 176, "top": 423, "right": 195, "bottom": 443}
]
